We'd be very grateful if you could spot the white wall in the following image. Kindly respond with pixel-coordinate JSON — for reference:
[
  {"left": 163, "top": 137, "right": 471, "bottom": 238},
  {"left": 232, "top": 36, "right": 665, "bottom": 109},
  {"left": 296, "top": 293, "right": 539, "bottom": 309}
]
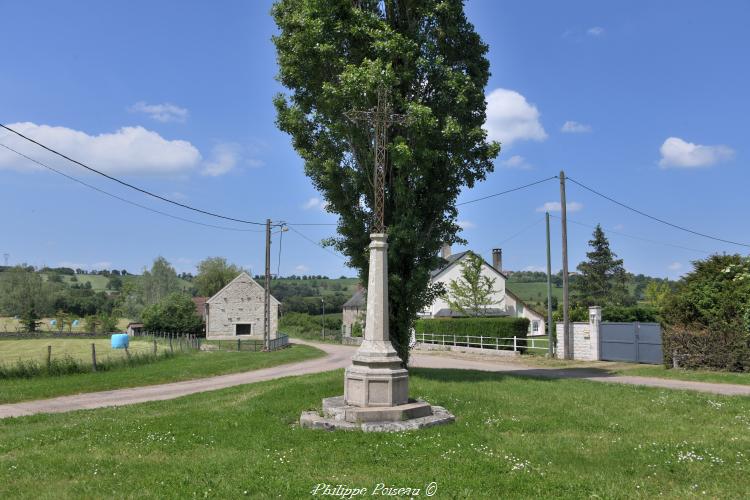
[{"left": 429, "top": 257, "right": 506, "bottom": 315}]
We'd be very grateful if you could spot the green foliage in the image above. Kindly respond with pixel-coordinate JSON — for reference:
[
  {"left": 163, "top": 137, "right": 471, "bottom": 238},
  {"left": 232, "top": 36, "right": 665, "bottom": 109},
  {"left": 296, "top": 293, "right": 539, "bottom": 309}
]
[
  {"left": 194, "top": 257, "right": 243, "bottom": 297},
  {"left": 601, "top": 305, "right": 659, "bottom": 322},
  {"left": 0, "top": 266, "right": 56, "bottom": 318},
  {"left": 414, "top": 317, "right": 529, "bottom": 339},
  {"left": 644, "top": 281, "right": 672, "bottom": 310},
  {"left": 141, "top": 293, "right": 204, "bottom": 334},
  {"left": 575, "top": 225, "right": 633, "bottom": 306},
  {"left": 20, "top": 304, "right": 41, "bottom": 333},
  {"left": 141, "top": 257, "right": 182, "bottom": 306},
  {"left": 82, "top": 315, "right": 117, "bottom": 333},
  {"left": 661, "top": 254, "right": 750, "bottom": 371},
  {"left": 279, "top": 312, "right": 342, "bottom": 336},
  {"left": 273, "top": 0, "right": 499, "bottom": 364},
  {"left": 446, "top": 253, "right": 498, "bottom": 316}
]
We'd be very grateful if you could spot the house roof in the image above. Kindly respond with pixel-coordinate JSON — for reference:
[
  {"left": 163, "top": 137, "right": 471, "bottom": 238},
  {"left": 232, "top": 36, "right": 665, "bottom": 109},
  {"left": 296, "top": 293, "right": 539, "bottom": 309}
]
[
  {"left": 206, "top": 272, "right": 280, "bottom": 305},
  {"left": 430, "top": 251, "right": 509, "bottom": 281},
  {"left": 343, "top": 288, "right": 366, "bottom": 308},
  {"left": 433, "top": 308, "right": 509, "bottom": 318},
  {"left": 192, "top": 296, "right": 208, "bottom": 315}
]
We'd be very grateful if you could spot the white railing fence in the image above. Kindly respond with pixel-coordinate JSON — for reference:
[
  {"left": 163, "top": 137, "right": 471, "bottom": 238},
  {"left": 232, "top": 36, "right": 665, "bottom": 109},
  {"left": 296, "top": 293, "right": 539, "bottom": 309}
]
[{"left": 415, "top": 332, "right": 552, "bottom": 354}]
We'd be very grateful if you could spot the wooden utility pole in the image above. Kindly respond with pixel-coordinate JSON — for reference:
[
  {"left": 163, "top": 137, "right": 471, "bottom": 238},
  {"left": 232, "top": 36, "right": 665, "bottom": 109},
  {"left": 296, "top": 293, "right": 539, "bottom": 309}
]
[
  {"left": 559, "top": 170, "right": 571, "bottom": 359},
  {"left": 546, "top": 211, "right": 554, "bottom": 357},
  {"left": 264, "top": 218, "right": 272, "bottom": 351}
]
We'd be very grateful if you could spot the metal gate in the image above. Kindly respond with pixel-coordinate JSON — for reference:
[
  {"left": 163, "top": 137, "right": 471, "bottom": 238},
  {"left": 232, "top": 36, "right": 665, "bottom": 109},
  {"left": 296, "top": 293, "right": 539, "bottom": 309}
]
[{"left": 600, "top": 322, "right": 662, "bottom": 364}]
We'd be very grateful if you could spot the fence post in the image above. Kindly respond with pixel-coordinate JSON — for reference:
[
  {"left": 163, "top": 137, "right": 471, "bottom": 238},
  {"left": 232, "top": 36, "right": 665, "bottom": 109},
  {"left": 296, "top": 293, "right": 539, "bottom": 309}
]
[
  {"left": 125, "top": 347, "right": 131, "bottom": 361},
  {"left": 496, "top": 337, "right": 499, "bottom": 350},
  {"left": 480, "top": 336, "right": 484, "bottom": 350},
  {"left": 453, "top": 335, "right": 456, "bottom": 347},
  {"left": 153, "top": 339, "right": 157, "bottom": 355},
  {"left": 91, "top": 343, "right": 97, "bottom": 372},
  {"left": 47, "top": 345, "right": 52, "bottom": 370},
  {"left": 513, "top": 336, "right": 517, "bottom": 352},
  {"left": 169, "top": 334, "right": 173, "bottom": 353}
]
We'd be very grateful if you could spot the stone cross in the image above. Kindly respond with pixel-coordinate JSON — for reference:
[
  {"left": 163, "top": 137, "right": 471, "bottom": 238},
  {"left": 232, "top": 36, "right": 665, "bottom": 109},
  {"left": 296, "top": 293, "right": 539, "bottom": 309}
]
[{"left": 345, "top": 85, "right": 406, "bottom": 233}]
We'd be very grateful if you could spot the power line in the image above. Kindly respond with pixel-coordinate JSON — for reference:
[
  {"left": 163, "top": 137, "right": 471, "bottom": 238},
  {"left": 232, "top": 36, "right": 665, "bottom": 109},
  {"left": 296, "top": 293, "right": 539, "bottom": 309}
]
[
  {"left": 0, "top": 142, "right": 265, "bottom": 233},
  {"left": 0, "top": 122, "right": 276, "bottom": 227},
  {"left": 457, "top": 176, "right": 558, "bottom": 206},
  {"left": 549, "top": 213, "right": 712, "bottom": 255},
  {"left": 287, "top": 226, "right": 345, "bottom": 260},
  {"left": 566, "top": 176, "right": 750, "bottom": 248}
]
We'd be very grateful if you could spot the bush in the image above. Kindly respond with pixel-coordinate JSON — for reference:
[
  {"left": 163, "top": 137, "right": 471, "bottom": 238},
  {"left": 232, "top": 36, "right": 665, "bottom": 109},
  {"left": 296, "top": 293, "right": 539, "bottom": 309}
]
[
  {"left": 602, "top": 305, "right": 659, "bottom": 322},
  {"left": 663, "top": 325, "right": 750, "bottom": 372},
  {"left": 142, "top": 293, "right": 204, "bottom": 334}
]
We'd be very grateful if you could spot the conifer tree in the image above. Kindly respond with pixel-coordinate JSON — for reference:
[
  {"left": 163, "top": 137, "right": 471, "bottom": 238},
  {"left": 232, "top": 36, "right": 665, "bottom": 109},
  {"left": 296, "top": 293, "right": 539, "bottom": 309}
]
[{"left": 575, "top": 225, "right": 631, "bottom": 306}]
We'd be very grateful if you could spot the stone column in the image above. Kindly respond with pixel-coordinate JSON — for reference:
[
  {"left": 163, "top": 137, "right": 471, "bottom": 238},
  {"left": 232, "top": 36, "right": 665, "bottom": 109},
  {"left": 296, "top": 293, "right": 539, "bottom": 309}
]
[
  {"left": 344, "top": 233, "right": 409, "bottom": 407},
  {"left": 589, "top": 306, "right": 602, "bottom": 361}
]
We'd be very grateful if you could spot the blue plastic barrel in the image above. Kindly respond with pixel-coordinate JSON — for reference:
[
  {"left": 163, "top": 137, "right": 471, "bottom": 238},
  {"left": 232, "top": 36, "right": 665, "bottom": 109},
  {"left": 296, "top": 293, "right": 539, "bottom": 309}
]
[{"left": 111, "top": 333, "right": 130, "bottom": 349}]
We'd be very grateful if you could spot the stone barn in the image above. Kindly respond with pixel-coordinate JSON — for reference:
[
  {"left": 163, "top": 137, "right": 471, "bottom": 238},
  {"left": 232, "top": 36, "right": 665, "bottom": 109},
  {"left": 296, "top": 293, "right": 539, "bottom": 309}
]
[
  {"left": 205, "top": 272, "right": 280, "bottom": 339},
  {"left": 342, "top": 287, "right": 366, "bottom": 337}
]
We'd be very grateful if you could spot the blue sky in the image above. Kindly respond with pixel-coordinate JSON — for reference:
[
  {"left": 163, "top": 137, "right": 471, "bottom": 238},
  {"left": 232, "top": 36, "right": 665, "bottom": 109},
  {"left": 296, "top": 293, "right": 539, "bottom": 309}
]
[{"left": 1, "top": 0, "right": 747, "bottom": 279}]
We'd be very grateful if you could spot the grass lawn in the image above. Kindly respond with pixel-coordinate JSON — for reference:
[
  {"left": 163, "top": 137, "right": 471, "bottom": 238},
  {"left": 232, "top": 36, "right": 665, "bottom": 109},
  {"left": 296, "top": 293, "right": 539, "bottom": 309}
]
[
  {"left": 0, "top": 369, "right": 748, "bottom": 498},
  {"left": 0, "top": 344, "right": 324, "bottom": 404}
]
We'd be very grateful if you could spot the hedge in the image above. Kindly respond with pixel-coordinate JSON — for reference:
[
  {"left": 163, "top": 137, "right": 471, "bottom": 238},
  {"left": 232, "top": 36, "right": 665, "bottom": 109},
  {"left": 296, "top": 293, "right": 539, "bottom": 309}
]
[
  {"left": 414, "top": 317, "right": 529, "bottom": 338},
  {"left": 663, "top": 324, "right": 750, "bottom": 371}
]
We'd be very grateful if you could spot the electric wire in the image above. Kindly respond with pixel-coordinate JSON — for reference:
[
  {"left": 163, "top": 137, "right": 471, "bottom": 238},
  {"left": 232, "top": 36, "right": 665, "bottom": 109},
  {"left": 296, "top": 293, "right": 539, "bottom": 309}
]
[
  {"left": 0, "top": 122, "right": 277, "bottom": 227},
  {"left": 287, "top": 226, "right": 345, "bottom": 260},
  {"left": 457, "top": 176, "right": 558, "bottom": 206},
  {"left": 0, "top": 142, "right": 265, "bottom": 233},
  {"left": 549, "top": 213, "right": 712, "bottom": 255},
  {"left": 566, "top": 176, "right": 750, "bottom": 248}
]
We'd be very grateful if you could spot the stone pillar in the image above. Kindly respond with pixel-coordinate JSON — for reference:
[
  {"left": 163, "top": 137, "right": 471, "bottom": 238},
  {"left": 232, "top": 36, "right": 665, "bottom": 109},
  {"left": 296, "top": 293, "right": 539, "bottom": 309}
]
[
  {"left": 589, "top": 306, "right": 602, "bottom": 361},
  {"left": 344, "top": 233, "right": 409, "bottom": 407}
]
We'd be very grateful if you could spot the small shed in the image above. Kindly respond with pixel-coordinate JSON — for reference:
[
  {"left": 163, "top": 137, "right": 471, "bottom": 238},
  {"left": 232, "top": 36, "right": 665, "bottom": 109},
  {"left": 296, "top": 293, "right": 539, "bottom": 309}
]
[{"left": 126, "top": 322, "right": 144, "bottom": 336}]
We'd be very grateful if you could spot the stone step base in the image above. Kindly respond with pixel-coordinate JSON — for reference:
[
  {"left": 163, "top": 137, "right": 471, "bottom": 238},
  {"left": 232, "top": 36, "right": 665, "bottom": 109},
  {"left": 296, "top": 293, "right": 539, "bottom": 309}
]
[{"left": 300, "top": 395, "right": 455, "bottom": 432}]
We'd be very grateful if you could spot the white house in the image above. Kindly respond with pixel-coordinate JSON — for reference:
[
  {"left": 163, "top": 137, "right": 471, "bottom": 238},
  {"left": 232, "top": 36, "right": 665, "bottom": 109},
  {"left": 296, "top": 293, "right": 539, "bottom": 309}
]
[
  {"left": 422, "top": 245, "right": 546, "bottom": 336},
  {"left": 205, "top": 272, "right": 280, "bottom": 339},
  {"left": 342, "top": 246, "right": 547, "bottom": 336}
]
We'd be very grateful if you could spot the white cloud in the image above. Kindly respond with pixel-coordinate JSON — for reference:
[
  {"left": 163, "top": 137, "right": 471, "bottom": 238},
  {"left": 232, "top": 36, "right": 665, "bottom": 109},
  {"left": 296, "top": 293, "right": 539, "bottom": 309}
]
[
  {"left": 130, "top": 101, "right": 189, "bottom": 123},
  {"left": 659, "top": 137, "right": 734, "bottom": 168},
  {"left": 587, "top": 26, "right": 605, "bottom": 36},
  {"left": 295, "top": 264, "right": 309, "bottom": 273},
  {"left": 0, "top": 122, "right": 201, "bottom": 176},
  {"left": 457, "top": 220, "right": 476, "bottom": 230},
  {"left": 201, "top": 143, "right": 242, "bottom": 176},
  {"left": 561, "top": 121, "right": 592, "bottom": 133},
  {"left": 536, "top": 201, "right": 583, "bottom": 213},
  {"left": 484, "top": 88, "right": 547, "bottom": 146},
  {"left": 302, "top": 197, "right": 329, "bottom": 212},
  {"left": 500, "top": 154, "right": 533, "bottom": 170},
  {"left": 668, "top": 262, "right": 683, "bottom": 271}
]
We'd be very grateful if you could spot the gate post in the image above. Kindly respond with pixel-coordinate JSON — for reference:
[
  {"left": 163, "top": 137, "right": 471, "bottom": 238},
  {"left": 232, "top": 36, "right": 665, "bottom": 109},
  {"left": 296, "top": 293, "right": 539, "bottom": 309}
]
[{"left": 589, "top": 306, "right": 602, "bottom": 361}]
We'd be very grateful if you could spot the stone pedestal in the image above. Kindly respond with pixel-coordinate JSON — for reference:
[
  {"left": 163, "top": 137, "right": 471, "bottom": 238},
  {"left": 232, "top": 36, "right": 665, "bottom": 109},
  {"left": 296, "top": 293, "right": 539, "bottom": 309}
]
[
  {"left": 344, "top": 233, "right": 409, "bottom": 407},
  {"left": 300, "top": 233, "right": 454, "bottom": 432}
]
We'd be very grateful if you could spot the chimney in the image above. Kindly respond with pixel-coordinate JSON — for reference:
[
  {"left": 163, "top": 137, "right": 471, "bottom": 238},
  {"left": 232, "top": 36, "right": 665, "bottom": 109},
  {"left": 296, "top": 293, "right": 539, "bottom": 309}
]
[
  {"left": 441, "top": 243, "right": 452, "bottom": 259},
  {"left": 492, "top": 248, "right": 502, "bottom": 272}
]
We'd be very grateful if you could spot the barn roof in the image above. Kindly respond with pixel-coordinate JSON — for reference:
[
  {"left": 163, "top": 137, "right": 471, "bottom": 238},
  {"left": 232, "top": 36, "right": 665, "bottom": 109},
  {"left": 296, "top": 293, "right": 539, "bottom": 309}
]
[
  {"left": 206, "top": 272, "right": 280, "bottom": 305},
  {"left": 343, "top": 288, "right": 366, "bottom": 308}
]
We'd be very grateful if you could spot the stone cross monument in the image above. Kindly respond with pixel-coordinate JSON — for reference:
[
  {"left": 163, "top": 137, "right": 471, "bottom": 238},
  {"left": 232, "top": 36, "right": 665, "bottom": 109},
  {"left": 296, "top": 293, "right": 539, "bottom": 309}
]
[
  {"left": 342, "top": 87, "right": 408, "bottom": 407},
  {"left": 300, "top": 86, "right": 454, "bottom": 431}
]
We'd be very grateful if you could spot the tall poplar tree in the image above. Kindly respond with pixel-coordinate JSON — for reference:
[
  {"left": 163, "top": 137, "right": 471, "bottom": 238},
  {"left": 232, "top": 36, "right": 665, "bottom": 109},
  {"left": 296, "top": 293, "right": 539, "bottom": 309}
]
[
  {"left": 575, "top": 225, "right": 631, "bottom": 306},
  {"left": 273, "top": 0, "right": 499, "bottom": 364}
]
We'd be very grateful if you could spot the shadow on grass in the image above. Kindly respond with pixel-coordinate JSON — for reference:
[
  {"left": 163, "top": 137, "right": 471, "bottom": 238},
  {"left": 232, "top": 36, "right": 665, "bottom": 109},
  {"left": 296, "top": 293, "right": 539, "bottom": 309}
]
[{"left": 410, "top": 366, "right": 618, "bottom": 383}]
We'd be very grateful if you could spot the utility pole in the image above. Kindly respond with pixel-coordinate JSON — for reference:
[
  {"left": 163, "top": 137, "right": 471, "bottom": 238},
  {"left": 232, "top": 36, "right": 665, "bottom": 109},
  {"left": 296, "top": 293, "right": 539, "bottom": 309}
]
[
  {"left": 546, "top": 211, "right": 554, "bottom": 357},
  {"left": 264, "top": 218, "right": 271, "bottom": 351},
  {"left": 559, "top": 170, "right": 571, "bottom": 359}
]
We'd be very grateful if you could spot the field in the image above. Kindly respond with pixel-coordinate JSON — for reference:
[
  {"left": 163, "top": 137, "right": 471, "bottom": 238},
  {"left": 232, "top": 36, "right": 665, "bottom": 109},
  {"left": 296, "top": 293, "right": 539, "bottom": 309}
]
[
  {"left": 0, "top": 317, "right": 131, "bottom": 333},
  {"left": 0, "top": 343, "right": 324, "bottom": 404},
  {"left": 40, "top": 273, "right": 194, "bottom": 293},
  {"left": 0, "top": 368, "right": 748, "bottom": 498},
  {"left": 0, "top": 338, "right": 153, "bottom": 365},
  {"left": 506, "top": 282, "right": 562, "bottom": 309}
]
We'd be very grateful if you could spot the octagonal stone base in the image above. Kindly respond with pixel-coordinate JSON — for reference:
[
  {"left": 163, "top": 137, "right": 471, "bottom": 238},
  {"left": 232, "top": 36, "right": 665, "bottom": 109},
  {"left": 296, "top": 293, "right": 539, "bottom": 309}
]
[
  {"left": 344, "top": 363, "right": 409, "bottom": 407},
  {"left": 300, "top": 396, "right": 455, "bottom": 432}
]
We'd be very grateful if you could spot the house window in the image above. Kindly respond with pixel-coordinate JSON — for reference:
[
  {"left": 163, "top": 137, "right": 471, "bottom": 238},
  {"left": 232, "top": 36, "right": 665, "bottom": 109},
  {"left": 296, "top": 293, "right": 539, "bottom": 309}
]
[
  {"left": 532, "top": 320, "right": 539, "bottom": 333},
  {"left": 235, "top": 323, "right": 253, "bottom": 335}
]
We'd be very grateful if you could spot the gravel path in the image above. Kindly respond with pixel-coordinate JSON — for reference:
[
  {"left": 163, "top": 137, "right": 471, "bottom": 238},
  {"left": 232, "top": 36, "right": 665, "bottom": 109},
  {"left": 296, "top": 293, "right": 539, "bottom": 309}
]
[{"left": 1, "top": 340, "right": 747, "bottom": 419}]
